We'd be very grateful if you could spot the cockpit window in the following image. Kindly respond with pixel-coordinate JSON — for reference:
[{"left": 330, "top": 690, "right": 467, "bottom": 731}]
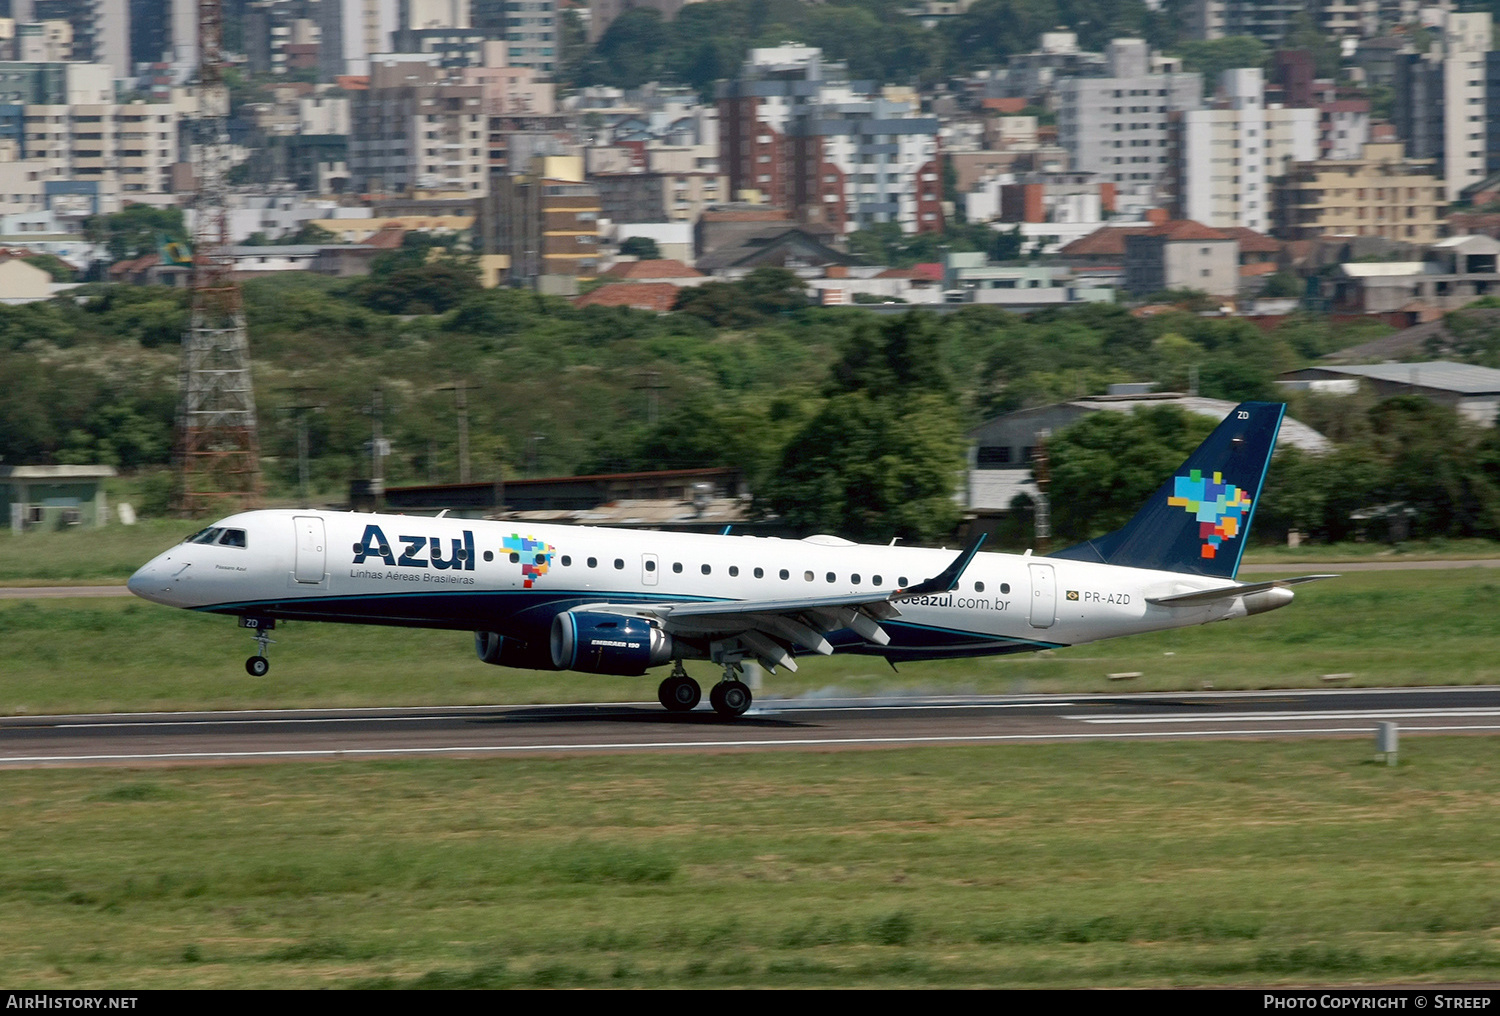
[
  {"left": 218, "top": 529, "right": 247, "bottom": 548},
  {"left": 185, "top": 527, "right": 223, "bottom": 545}
]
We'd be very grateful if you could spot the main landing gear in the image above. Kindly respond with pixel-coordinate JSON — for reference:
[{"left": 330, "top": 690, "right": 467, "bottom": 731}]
[
  {"left": 658, "top": 661, "right": 700, "bottom": 712},
  {"left": 656, "top": 661, "right": 753, "bottom": 718}
]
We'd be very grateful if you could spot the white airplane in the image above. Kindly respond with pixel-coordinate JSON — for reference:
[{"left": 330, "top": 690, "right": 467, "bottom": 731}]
[{"left": 129, "top": 401, "right": 1333, "bottom": 717}]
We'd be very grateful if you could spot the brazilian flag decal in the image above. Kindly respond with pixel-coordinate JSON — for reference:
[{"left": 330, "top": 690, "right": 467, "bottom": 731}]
[{"left": 160, "top": 236, "right": 193, "bottom": 266}]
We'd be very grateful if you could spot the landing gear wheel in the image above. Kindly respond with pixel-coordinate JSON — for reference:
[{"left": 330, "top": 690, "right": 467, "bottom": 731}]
[
  {"left": 709, "top": 679, "right": 752, "bottom": 718},
  {"left": 246, "top": 656, "right": 270, "bottom": 677},
  {"left": 658, "top": 675, "right": 701, "bottom": 712}
]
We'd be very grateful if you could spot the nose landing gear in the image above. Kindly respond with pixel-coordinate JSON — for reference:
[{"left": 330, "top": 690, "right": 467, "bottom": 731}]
[{"left": 240, "top": 617, "right": 276, "bottom": 676}]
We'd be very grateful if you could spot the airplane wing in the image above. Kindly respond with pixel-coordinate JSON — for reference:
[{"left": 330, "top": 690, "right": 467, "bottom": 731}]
[
  {"left": 566, "top": 533, "right": 987, "bottom": 672},
  {"left": 1145, "top": 574, "right": 1338, "bottom": 607}
]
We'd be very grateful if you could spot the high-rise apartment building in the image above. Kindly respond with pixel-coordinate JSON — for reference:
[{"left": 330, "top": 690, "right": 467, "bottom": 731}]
[
  {"left": 1186, "top": 1, "right": 1421, "bottom": 45},
  {"left": 30, "top": 0, "right": 129, "bottom": 79},
  {"left": 1392, "top": 9, "right": 1491, "bottom": 201},
  {"left": 484, "top": 153, "right": 602, "bottom": 282},
  {"left": 471, "top": 0, "right": 555, "bottom": 74},
  {"left": 347, "top": 53, "right": 487, "bottom": 194},
  {"left": 1054, "top": 39, "right": 1201, "bottom": 206},
  {"left": 1271, "top": 141, "right": 1446, "bottom": 243},
  {"left": 1170, "top": 68, "right": 1316, "bottom": 233},
  {"left": 718, "top": 45, "right": 942, "bottom": 235}
]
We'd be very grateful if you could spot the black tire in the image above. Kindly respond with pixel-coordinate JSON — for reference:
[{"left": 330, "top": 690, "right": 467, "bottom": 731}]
[
  {"left": 658, "top": 675, "right": 701, "bottom": 712},
  {"left": 710, "top": 680, "right": 751, "bottom": 718},
  {"left": 246, "top": 656, "right": 270, "bottom": 677}
]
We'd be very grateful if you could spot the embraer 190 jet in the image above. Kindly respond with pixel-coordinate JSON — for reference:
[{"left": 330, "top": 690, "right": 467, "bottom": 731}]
[{"left": 130, "top": 401, "right": 1332, "bottom": 717}]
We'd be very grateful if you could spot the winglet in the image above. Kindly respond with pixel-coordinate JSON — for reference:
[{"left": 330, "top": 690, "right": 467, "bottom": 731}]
[{"left": 897, "top": 532, "right": 988, "bottom": 598}]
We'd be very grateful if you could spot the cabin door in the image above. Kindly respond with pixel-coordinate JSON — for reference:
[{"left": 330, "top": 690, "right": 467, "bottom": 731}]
[
  {"left": 1028, "top": 562, "right": 1056, "bottom": 629},
  {"left": 293, "top": 516, "right": 326, "bottom": 584}
]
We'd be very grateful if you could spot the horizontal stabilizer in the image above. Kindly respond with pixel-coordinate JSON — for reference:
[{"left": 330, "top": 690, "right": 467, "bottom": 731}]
[{"left": 1146, "top": 574, "right": 1338, "bottom": 607}]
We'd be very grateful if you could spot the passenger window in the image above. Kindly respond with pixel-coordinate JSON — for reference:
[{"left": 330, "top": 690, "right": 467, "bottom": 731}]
[
  {"left": 729, "top": 566, "right": 739, "bottom": 577},
  {"left": 614, "top": 559, "right": 624, "bottom": 570},
  {"left": 826, "top": 572, "right": 836, "bottom": 583},
  {"left": 852, "top": 574, "right": 861, "bottom": 584},
  {"left": 510, "top": 553, "right": 520, "bottom": 563},
  {"left": 754, "top": 567, "right": 764, "bottom": 578},
  {"left": 561, "top": 555, "right": 571, "bottom": 566},
  {"left": 534, "top": 554, "right": 545, "bottom": 564},
  {"left": 587, "top": 557, "right": 597, "bottom": 568},
  {"left": 899, "top": 577, "right": 908, "bottom": 586},
  {"left": 673, "top": 562, "right": 683, "bottom": 573},
  {"left": 975, "top": 581, "right": 985, "bottom": 593},
  {"left": 804, "top": 571, "right": 814, "bottom": 582},
  {"left": 1000, "top": 583, "right": 1011, "bottom": 594},
  {"left": 484, "top": 551, "right": 495, "bottom": 562},
  {"left": 645, "top": 560, "right": 656, "bottom": 572},
  {"left": 701, "top": 564, "right": 712, "bottom": 575},
  {"left": 779, "top": 569, "right": 789, "bottom": 580},
  {"left": 873, "top": 575, "right": 883, "bottom": 585}
]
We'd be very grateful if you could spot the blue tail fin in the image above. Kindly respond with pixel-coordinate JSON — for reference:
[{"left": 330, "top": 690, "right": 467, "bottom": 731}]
[{"left": 1049, "top": 402, "right": 1285, "bottom": 579}]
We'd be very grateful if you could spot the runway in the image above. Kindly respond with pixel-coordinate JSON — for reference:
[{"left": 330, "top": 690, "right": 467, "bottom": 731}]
[{"left": 3, "top": 685, "right": 1497, "bottom": 767}]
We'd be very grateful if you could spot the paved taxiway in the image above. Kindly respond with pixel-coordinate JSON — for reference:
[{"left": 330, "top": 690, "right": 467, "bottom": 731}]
[{"left": 2, "top": 685, "right": 1497, "bottom": 767}]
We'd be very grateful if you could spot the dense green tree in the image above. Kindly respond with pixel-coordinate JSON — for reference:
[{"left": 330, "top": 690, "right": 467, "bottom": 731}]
[
  {"left": 1173, "top": 36, "right": 1268, "bottom": 94},
  {"left": 1045, "top": 407, "right": 1216, "bottom": 542},
  {"left": 759, "top": 391, "right": 965, "bottom": 542},
  {"left": 673, "top": 267, "right": 808, "bottom": 327},
  {"left": 619, "top": 236, "right": 662, "bottom": 260},
  {"left": 83, "top": 205, "right": 187, "bottom": 262},
  {"left": 22, "top": 253, "right": 76, "bottom": 282}
]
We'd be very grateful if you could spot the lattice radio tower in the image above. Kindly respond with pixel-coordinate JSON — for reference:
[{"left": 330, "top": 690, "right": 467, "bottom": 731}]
[{"left": 172, "top": 0, "right": 262, "bottom": 514}]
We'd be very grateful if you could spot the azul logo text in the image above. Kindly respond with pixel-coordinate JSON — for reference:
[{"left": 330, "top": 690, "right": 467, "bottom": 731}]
[{"left": 352, "top": 524, "right": 476, "bottom": 571}]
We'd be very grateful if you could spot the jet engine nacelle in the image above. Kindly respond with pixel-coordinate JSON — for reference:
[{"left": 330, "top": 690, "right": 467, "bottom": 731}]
[
  {"left": 474, "top": 630, "right": 561, "bottom": 670},
  {"left": 549, "top": 611, "right": 674, "bottom": 676}
]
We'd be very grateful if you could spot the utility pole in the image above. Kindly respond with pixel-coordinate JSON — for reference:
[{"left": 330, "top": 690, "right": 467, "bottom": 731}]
[
  {"left": 437, "top": 379, "right": 472, "bottom": 483},
  {"left": 368, "top": 387, "right": 387, "bottom": 507},
  {"left": 172, "top": 0, "right": 260, "bottom": 515},
  {"left": 634, "top": 370, "right": 666, "bottom": 427},
  {"left": 280, "top": 386, "right": 324, "bottom": 506},
  {"left": 1031, "top": 428, "right": 1052, "bottom": 554}
]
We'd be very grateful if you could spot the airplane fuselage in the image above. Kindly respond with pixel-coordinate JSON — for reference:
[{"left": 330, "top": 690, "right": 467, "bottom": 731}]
[{"left": 129, "top": 509, "right": 1289, "bottom": 664}]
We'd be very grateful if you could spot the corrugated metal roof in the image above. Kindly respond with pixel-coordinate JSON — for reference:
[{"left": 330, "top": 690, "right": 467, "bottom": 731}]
[
  {"left": 1058, "top": 396, "right": 1333, "bottom": 453},
  {"left": 966, "top": 470, "right": 1040, "bottom": 512},
  {"left": 1300, "top": 361, "right": 1500, "bottom": 394}
]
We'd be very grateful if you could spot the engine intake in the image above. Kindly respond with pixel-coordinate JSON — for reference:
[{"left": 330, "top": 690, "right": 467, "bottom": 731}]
[{"left": 550, "top": 611, "right": 674, "bottom": 676}]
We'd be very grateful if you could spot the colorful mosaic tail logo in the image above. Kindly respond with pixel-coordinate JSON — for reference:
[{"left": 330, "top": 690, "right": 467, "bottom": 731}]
[
  {"left": 1168, "top": 469, "right": 1252, "bottom": 560},
  {"left": 503, "top": 534, "right": 555, "bottom": 588}
]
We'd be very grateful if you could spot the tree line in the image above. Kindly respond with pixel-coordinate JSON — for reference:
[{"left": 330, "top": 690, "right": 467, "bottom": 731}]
[{"left": 6, "top": 254, "right": 1498, "bottom": 545}]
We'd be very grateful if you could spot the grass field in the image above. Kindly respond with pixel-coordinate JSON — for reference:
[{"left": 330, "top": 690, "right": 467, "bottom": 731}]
[
  {"left": 2, "top": 739, "right": 1497, "bottom": 988},
  {"left": 2, "top": 567, "right": 1499, "bottom": 715}
]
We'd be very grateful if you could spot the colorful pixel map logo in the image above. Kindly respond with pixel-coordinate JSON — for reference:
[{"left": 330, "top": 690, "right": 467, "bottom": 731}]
[
  {"left": 1168, "top": 469, "right": 1252, "bottom": 560},
  {"left": 503, "top": 534, "right": 555, "bottom": 588}
]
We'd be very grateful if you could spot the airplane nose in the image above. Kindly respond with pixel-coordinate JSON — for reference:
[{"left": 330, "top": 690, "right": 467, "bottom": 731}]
[
  {"left": 126, "top": 561, "right": 157, "bottom": 600},
  {"left": 127, "top": 556, "right": 182, "bottom": 605}
]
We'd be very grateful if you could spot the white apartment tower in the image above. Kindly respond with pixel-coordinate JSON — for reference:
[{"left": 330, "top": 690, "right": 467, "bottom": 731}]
[
  {"left": 1439, "top": 10, "right": 1490, "bottom": 202},
  {"left": 1175, "top": 68, "right": 1317, "bottom": 233},
  {"left": 1055, "top": 39, "right": 1202, "bottom": 208}
]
